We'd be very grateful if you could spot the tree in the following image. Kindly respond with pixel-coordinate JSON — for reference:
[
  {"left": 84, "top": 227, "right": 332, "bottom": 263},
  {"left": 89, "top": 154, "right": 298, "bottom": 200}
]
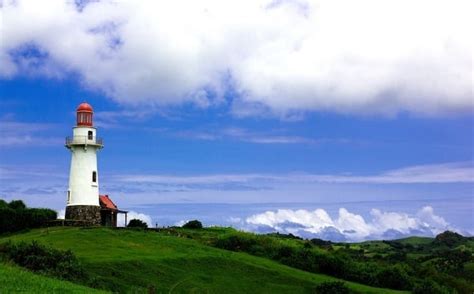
[
  {"left": 0, "top": 199, "right": 8, "bottom": 209},
  {"left": 435, "top": 249, "right": 472, "bottom": 273},
  {"left": 434, "top": 231, "right": 465, "bottom": 248},
  {"left": 375, "top": 265, "right": 412, "bottom": 290},
  {"left": 0, "top": 200, "right": 56, "bottom": 234},
  {"left": 127, "top": 219, "right": 148, "bottom": 228},
  {"left": 8, "top": 200, "right": 26, "bottom": 210},
  {"left": 182, "top": 220, "right": 203, "bottom": 229}
]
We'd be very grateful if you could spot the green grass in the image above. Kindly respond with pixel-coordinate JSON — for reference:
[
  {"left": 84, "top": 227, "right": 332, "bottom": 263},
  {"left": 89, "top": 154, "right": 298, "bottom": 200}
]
[
  {"left": 395, "top": 236, "right": 433, "bottom": 245},
  {"left": 0, "top": 263, "right": 105, "bottom": 293},
  {"left": 1, "top": 227, "right": 407, "bottom": 293}
]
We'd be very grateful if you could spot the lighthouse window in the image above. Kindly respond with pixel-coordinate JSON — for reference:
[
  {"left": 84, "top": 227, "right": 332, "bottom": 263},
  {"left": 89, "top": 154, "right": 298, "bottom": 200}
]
[
  {"left": 88, "top": 131, "right": 93, "bottom": 140},
  {"left": 92, "top": 171, "right": 97, "bottom": 183},
  {"left": 67, "top": 190, "right": 71, "bottom": 203}
]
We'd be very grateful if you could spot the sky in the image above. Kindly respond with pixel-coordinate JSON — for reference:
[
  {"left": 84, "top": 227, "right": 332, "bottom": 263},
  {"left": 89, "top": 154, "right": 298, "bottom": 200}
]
[{"left": 0, "top": 0, "right": 473, "bottom": 241}]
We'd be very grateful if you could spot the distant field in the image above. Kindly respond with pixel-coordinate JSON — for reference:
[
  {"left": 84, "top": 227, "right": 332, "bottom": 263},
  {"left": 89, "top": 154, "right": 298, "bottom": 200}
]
[
  {"left": 396, "top": 236, "right": 434, "bottom": 245},
  {"left": 0, "top": 227, "right": 406, "bottom": 293}
]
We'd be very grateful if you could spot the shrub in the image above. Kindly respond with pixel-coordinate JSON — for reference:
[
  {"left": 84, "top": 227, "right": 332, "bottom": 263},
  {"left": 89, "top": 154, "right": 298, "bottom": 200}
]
[
  {"left": 280, "top": 248, "right": 319, "bottom": 273},
  {"left": 1, "top": 241, "right": 87, "bottom": 283},
  {"left": 215, "top": 234, "right": 257, "bottom": 252},
  {"left": 182, "top": 220, "right": 203, "bottom": 229},
  {"left": 127, "top": 219, "right": 148, "bottom": 228},
  {"left": 344, "top": 262, "right": 378, "bottom": 286},
  {"left": 314, "top": 281, "right": 350, "bottom": 294}
]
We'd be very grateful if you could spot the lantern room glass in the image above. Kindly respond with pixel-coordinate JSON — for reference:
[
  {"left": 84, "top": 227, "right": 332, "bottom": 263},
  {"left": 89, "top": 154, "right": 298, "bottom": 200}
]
[{"left": 77, "top": 112, "right": 93, "bottom": 126}]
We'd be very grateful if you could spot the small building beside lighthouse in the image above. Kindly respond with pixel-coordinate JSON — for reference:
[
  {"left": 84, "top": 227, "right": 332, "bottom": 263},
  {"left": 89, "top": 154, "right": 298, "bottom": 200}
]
[{"left": 65, "top": 102, "right": 126, "bottom": 226}]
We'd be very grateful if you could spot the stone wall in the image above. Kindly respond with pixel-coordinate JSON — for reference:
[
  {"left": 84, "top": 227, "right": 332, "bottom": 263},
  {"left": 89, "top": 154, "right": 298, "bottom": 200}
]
[{"left": 65, "top": 205, "right": 101, "bottom": 226}]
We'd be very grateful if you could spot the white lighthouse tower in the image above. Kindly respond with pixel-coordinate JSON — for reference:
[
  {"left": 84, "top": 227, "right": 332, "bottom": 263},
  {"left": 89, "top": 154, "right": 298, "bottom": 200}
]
[{"left": 65, "top": 102, "right": 103, "bottom": 225}]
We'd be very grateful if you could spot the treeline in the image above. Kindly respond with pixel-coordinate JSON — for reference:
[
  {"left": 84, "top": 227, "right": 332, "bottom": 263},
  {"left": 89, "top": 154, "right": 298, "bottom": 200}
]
[
  {"left": 0, "top": 200, "right": 57, "bottom": 234},
  {"left": 214, "top": 233, "right": 411, "bottom": 290},
  {"left": 212, "top": 231, "right": 473, "bottom": 293}
]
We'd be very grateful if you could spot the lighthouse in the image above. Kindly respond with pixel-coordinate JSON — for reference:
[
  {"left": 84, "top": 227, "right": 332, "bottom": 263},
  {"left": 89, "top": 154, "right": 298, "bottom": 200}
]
[{"left": 65, "top": 102, "right": 103, "bottom": 225}]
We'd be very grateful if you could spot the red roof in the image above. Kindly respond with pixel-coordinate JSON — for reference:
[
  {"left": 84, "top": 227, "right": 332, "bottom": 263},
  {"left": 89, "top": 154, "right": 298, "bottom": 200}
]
[
  {"left": 99, "top": 195, "right": 117, "bottom": 211},
  {"left": 77, "top": 102, "right": 93, "bottom": 113}
]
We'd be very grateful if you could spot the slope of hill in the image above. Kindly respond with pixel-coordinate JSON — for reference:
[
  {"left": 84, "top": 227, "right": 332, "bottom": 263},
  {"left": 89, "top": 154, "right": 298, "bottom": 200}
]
[
  {"left": 0, "top": 263, "right": 106, "bottom": 293},
  {"left": 0, "top": 227, "right": 406, "bottom": 293}
]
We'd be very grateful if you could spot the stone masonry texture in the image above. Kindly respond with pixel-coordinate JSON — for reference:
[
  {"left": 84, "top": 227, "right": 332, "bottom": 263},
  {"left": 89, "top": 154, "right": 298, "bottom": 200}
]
[{"left": 65, "top": 205, "right": 101, "bottom": 226}]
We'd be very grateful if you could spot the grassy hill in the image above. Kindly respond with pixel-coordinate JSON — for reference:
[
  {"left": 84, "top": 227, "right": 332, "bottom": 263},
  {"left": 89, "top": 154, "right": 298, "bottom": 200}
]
[
  {"left": 0, "top": 227, "right": 406, "bottom": 293},
  {"left": 0, "top": 263, "right": 105, "bottom": 293}
]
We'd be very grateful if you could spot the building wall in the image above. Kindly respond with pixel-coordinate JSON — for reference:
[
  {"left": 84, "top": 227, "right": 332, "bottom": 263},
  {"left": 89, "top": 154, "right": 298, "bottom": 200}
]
[
  {"left": 67, "top": 126, "right": 100, "bottom": 207},
  {"left": 66, "top": 205, "right": 101, "bottom": 226},
  {"left": 100, "top": 210, "right": 118, "bottom": 227},
  {"left": 72, "top": 126, "right": 96, "bottom": 142}
]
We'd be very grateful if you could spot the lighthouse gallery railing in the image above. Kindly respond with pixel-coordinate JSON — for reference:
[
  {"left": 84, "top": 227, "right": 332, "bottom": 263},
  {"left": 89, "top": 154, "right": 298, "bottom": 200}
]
[{"left": 65, "top": 136, "right": 103, "bottom": 147}]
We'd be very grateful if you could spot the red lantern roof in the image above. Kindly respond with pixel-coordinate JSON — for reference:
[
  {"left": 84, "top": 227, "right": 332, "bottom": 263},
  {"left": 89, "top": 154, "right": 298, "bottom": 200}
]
[{"left": 77, "top": 102, "right": 93, "bottom": 113}]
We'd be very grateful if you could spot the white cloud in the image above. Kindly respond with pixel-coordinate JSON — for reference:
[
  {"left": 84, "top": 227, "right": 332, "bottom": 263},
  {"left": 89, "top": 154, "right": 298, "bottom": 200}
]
[
  {"left": 57, "top": 209, "right": 65, "bottom": 220},
  {"left": 0, "top": 120, "right": 62, "bottom": 147},
  {"left": 117, "top": 210, "right": 153, "bottom": 227},
  {"left": 1, "top": 0, "right": 472, "bottom": 116},
  {"left": 228, "top": 217, "right": 242, "bottom": 223},
  {"left": 174, "top": 127, "right": 346, "bottom": 145},
  {"left": 245, "top": 206, "right": 454, "bottom": 241},
  {"left": 174, "top": 220, "right": 187, "bottom": 227},
  {"left": 115, "top": 161, "right": 474, "bottom": 185}
]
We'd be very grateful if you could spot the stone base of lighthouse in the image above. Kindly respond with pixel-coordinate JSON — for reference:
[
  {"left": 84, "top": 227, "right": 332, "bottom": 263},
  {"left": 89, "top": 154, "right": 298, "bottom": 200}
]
[{"left": 65, "top": 205, "right": 101, "bottom": 226}]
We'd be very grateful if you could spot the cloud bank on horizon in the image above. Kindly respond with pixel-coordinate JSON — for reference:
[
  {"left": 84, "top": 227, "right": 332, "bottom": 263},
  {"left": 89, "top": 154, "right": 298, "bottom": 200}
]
[
  {"left": 1, "top": 0, "right": 472, "bottom": 116},
  {"left": 63, "top": 205, "right": 460, "bottom": 241},
  {"left": 243, "top": 206, "right": 458, "bottom": 241}
]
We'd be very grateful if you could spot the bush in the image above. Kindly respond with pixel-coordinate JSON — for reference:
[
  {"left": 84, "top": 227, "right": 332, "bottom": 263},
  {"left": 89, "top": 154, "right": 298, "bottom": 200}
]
[
  {"left": 127, "top": 219, "right": 148, "bottom": 228},
  {"left": 316, "top": 253, "right": 349, "bottom": 277},
  {"left": 314, "top": 281, "right": 350, "bottom": 294},
  {"left": 182, "top": 220, "right": 203, "bottom": 229},
  {"left": 215, "top": 234, "right": 257, "bottom": 252},
  {"left": 1, "top": 241, "right": 87, "bottom": 283}
]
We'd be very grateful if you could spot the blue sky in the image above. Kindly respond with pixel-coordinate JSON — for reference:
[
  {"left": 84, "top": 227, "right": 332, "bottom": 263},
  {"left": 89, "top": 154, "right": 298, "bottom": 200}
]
[{"left": 0, "top": 0, "right": 472, "bottom": 241}]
